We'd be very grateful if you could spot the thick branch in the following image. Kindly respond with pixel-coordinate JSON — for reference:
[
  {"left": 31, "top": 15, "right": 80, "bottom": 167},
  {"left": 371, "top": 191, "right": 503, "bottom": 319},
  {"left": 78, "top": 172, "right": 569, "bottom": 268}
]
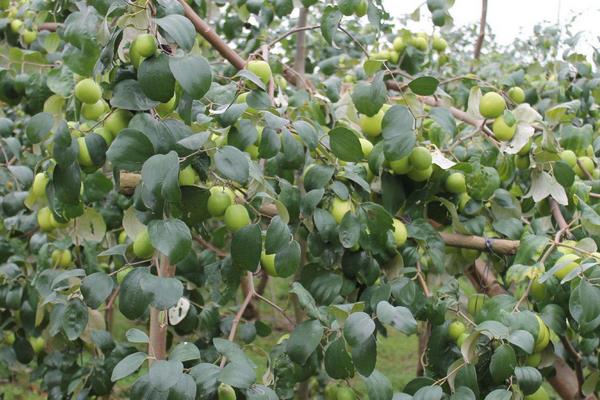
[
  {"left": 149, "top": 254, "right": 174, "bottom": 363},
  {"left": 440, "top": 232, "right": 519, "bottom": 255},
  {"left": 293, "top": 7, "right": 309, "bottom": 82},
  {"left": 473, "top": 0, "right": 488, "bottom": 60},
  {"left": 38, "top": 22, "right": 59, "bottom": 32},
  {"left": 178, "top": 0, "right": 245, "bottom": 69},
  {"left": 549, "top": 198, "right": 572, "bottom": 238}
]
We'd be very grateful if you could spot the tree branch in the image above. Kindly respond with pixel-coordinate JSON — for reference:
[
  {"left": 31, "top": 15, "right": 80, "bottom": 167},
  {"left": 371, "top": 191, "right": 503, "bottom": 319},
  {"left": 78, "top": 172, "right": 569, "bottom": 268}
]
[
  {"left": 293, "top": 7, "right": 309, "bottom": 82},
  {"left": 148, "top": 254, "right": 174, "bottom": 363},
  {"left": 473, "top": 0, "right": 488, "bottom": 60}
]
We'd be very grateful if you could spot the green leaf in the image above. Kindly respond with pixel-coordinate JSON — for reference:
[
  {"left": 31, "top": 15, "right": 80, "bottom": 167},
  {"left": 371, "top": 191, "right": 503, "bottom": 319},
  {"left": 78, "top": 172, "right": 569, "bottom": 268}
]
[
  {"left": 344, "top": 312, "right": 375, "bottom": 347},
  {"left": 286, "top": 319, "right": 324, "bottom": 365},
  {"left": 125, "top": 328, "right": 149, "bottom": 344},
  {"left": 414, "top": 386, "right": 443, "bottom": 400},
  {"left": 304, "top": 165, "right": 335, "bottom": 191},
  {"left": 507, "top": 330, "right": 534, "bottom": 354},
  {"left": 329, "top": 127, "right": 363, "bottom": 162},
  {"left": 578, "top": 197, "right": 600, "bottom": 236},
  {"left": 148, "top": 218, "right": 191, "bottom": 264},
  {"left": 215, "top": 146, "right": 249, "bottom": 184},
  {"left": 376, "top": 301, "right": 417, "bottom": 335},
  {"left": 62, "top": 298, "right": 88, "bottom": 341},
  {"left": 141, "top": 275, "right": 184, "bottom": 309},
  {"left": 189, "top": 363, "right": 220, "bottom": 399},
  {"left": 169, "top": 374, "right": 197, "bottom": 400},
  {"left": 484, "top": 389, "right": 512, "bottom": 400},
  {"left": 382, "top": 106, "right": 416, "bottom": 160},
  {"left": 569, "top": 280, "right": 600, "bottom": 334},
  {"left": 489, "top": 344, "right": 516, "bottom": 384},
  {"left": 290, "top": 282, "right": 322, "bottom": 320},
  {"left": 169, "top": 54, "right": 212, "bottom": 100},
  {"left": 514, "top": 366, "right": 542, "bottom": 395},
  {"left": 156, "top": 15, "right": 196, "bottom": 51},
  {"left": 169, "top": 342, "right": 201, "bottom": 362},
  {"left": 231, "top": 224, "right": 262, "bottom": 271},
  {"left": 324, "top": 337, "right": 355, "bottom": 379},
  {"left": 352, "top": 72, "right": 387, "bottom": 117},
  {"left": 351, "top": 335, "right": 376, "bottom": 377},
  {"left": 81, "top": 272, "right": 114, "bottom": 309},
  {"left": 265, "top": 216, "right": 291, "bottom": 254},
  {"left": 219, "top": 362, "right": 256, "bottom": 389},
  {"left": 26, "top": 112, "right": 53, "bottom": 143},
  {"left": 321, "top": 5, "right": 342, "bottom": 45},
  {"left": 148, "top": 359, "right": 183, "bottom": 390},
  {"left": 111, "top": 352, "right": 147, "bottom": 382},
  {"left": 408, "top": 76, "right": 439, "bottom": 96},
  {"left": 119, "top": 268, "right": 152, "bottom": 320},
  {"left": 138, "top": 53, "right": 176, "bottom": 103},
  {"left": 106, "top": 129, "right": 155, "bottom": 172},
  {"left": 275, "top": 240, "right": 301, "bottom": 278},
  {"left": 339, "top": 212, "right": 361, "bottom": 248},
  {"left": 363, "top": 370, "right": 393, "bottom": 400},
  {"left": 110, "top": 80, "right": 159, "bottom": 111}
]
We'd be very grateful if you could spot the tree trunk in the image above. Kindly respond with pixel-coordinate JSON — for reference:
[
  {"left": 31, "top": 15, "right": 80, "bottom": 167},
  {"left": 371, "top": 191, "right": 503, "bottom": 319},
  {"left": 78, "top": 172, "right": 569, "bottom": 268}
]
[
  {"left": 148, "top": 255, "right": 175, "bottom": 363},
  {"left": 473, "top": 0, "right": 488, "bottom": 60}
]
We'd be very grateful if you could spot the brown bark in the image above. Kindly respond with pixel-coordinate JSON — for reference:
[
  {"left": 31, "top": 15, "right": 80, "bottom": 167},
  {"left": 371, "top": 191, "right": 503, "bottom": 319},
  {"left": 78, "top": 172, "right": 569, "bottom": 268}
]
[
  {"left": 440, "top": 232, "right": 519, "bottom": 255},
  {"left": 148, "top": 254, "right": 175, "bottom": 363},
  {"left": 473, "top": 0, "right": 488, "bottom": 60},
  {"left": 177, "top": 0, "right": 245, "bottom": 70},
  {"left": 38, "top": 22, "right": 59, "bottom": 32},
  {"left": 293, "top": 7, "right": 308, "bottom": 83}
]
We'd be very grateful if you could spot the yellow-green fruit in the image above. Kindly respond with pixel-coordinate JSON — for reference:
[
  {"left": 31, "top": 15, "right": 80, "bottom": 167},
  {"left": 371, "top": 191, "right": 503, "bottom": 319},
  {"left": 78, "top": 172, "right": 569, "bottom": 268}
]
[
  {"left": 553, "top": 253, "right": 579, "bottom": 280},
  {"left": 218, "top": 383, "right": 236, "bottom": 400},
  {"left": 49, "top": 213, "right": 67, "bottom": 229},
  {"left": 81, "top": 99, "right": 108, "bottom": 121},
  {"left": 390, "top": 156, "right": 412, "bottom": 175},
  {"left": 559, "top": 150, "right": 577, "bottom": 167},
  {"left": 445, "top": 172, "right": 466, "bottom": 194},
  {"left": 525, "top": 352, "right": 542, "bottom": 368},
  {"left": 178, "top": 165, "right": 198, "bottom": 186},
  {"left": 37, "top": 207, "right": 54, "bottom": 232},
  {"left": 409, "top": 147, "right": 432, "bottom": 170},
  {"left": 456, "top": 332, "right": 469, "bottom": 347},
  {"left": 534, "top": 315, "right": 549, "bottom": 352},
  {"left": 116, "top": 266, "right": 133, "bottom": 284},
  {"left": 354, "top": 0, "right": 368, "bottom": 17},
  {"left": 325, "top": 384, "right": 339, "bottom": 400},
  {"left": 133, "top": 228, "right": 154, "bottom": 259},
  {"left": 133, "top": 33, "right": 157, "bottom": 58},
  {"left": 10, "top": 19, "right": 23, "bottom": 33},
  {"left": 129, "top": 44, "right": 144, "bottom": 69},
  {"left": 29, "top": 337, "right": 45, "bottom": 353},
  {"left": 448, "top": 320, "right": 466, "bottom": 341},
  {"left": 51, "top": 249, "right": 72, "bottom": 267},
  {"left": 260, "top": 251, "right": 277, "bottom": 276},
  {"left": 32, "top": 172, "right": 48, "bottom": 198},
  {"left": 411, "top": 36, "right": 428, "bottom": 51},
  {"left": 330, "top": 197, "right": 352, "bottom": 224},
  {"left": 104, "top": 109, "right": 132, "bottom": 136},
  {"left": 388, "top": 50, "right": 400, "bottom": 63},
  {"left": 207, "top": 191, "right": 232, "bottom": 217},
  {"left": 77, "top": 137, "right": 94, "bottom": 167},
  {"left": 407, "top": 165, "right": 433, "bottom": 182},
  {"left": 118, "top": 230, "right": 128, "bottom": 244},
  {"left": 359, "top": 138, "right": 373, "bottom": 157},
  {"left": 210, "top": 186, "right": 236, "bottom": 202},
  {"left": 507, "top": 87, "right": 525, "bottom": 104},
  {"left": 479, "top": 92, "right": 506, "bottom": 119},
  {"left": 467, "top": 293, "right": 487, "bottom": 316},
  {"left": 156, "top": 95, "right": 177, "bottom": 116},
  {"left": 516, "top": 155, "right": 530, "bottom": 169},
  {"left": 518, "top": 140, "right": 532, "bottom": 156},
  {"left": 224, "top": 204, "right": 251, "bottom": 232},
  {"left": 432, "top": 35, "right": 447, "bottom": 52},
  {"left": 95, "top": 127, "right": 113, "bottom": 145},
  {"left": 525, "top": 387, "right": 549, "bottom": 400},
  {"left": 574, "top": 156, "right": 594, "bottom": 178},
  {"left": 530, "top": 279, "right": 547, "bottom": 301},
  {"left": 392, "top": 218, "right": 407, "bottom": 246},
  {"left": 246, "top": 60, "right": 272, "bottom": 85},
  {"left": 3, "top": 331, "right": 15, "bottom": 345},
  {"left": 22, "top": 29, "right": 37, "bottom": 45},
  {"left": 336, "top": 387, "right": 356, "bottom": 400},
  {"left": 492, "top": 116, "right": 517, "bottom": 141},
  {"left": 558, "top": 240, "right": 577, "bottom": 255},
  {"left": 359, "top": 109, "right": 385, "bottom": 137},
  {"left": 75, "top": 78, "right": 102, "bottom": 104},
  {"left": 392, "top": 37, "right": 406, "bottom": 52}
]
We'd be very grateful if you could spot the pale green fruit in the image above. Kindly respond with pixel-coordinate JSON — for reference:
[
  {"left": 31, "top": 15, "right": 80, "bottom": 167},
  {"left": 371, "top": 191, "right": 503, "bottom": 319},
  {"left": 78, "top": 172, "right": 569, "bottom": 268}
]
[
  {"left": 330, "top": 197, "right": 352, "bottom": 224},
  {"left": 133, "top": 33, "right": 157, "bottom": 58},
  {"left": 390, "top": 156, "right": 412, "bottom": 175},
  {"left": 407, "top": 165, "right": 433, "bottom": 181},
  {"left": 448, "top": 321, "right": 466, "bottom": 341},
  {"left": 359, "top": 138, "right": 373, "bottom": 157},
  {"left": 359, "top": 109, "right": 385, "bottom": 137},
  {"left": 75, "top": 78, "right": 102, "bottom": 104},
  {"left": 507, "top": 87, "right": 525, "bottom": 104},
  {"left": 37, "top": 207, "right": 54, "bottom": 232},
  {"left": 178, "top": 165, "right": 198, "bottom": 186},
  {"left": 260, "top": 251, "right": 277, "bottom": 276},
  {"left": 156, "top": 95, "right": 177, "bottom": 116},
  {"left": 32, "top": 172, "right": 48, "bottom": 198},
  {"left": 104, "top": 109, "right": 132, "bottom": 136},
  {"left": 246, "top": 60, "right": 272, "bottom": 85},
  {"left": 445, "top": 172, "right": 466, "bottom": 194},
  {"left": 81, "top": 99, "right": 108, "bottom": 121},
  {"left": 392, "top": 218, "right": 407, "bottom": 246},
  {"left": 22, "top": 29, "right": 37, "bottom": 45},
  {"left": 559, "top": 149, "right": 577, "bottom": 167},
  {"left": 553, "top": 253, "right": 579, "bottom": 280},
  {"left": 207, "top": 191, "right": 232, "bottom": 217},
  {"left": 409, "top": 146, "right": 432, "bottom": 170},
  {"left": 479, "top": 92, "right": 506, "bottom": 119},
  {"left": 224, "top": 204, "right": 251, "bottom": 232},
  {"left": 492, "top": 116, "right": 517, "bottom": 141},
  {"left": 133, "top": 228, "right": 154, "bottom": 259},
  {"left": 574, "top": 156, "right": 594, "bottom": 178},
  {"left": 432, "top": 35, "right": 447, "bottom": 52},
  {"left": 77, "top": 137, "right": 94, "bottom": 167}
]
